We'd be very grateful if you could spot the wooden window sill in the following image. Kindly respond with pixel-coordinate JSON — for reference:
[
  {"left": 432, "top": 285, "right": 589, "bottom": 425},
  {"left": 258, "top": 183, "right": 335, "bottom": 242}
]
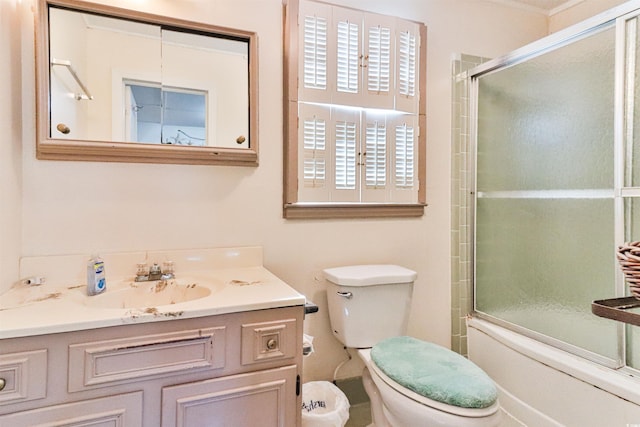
[{"left": 283, "top": 203, "right": 426, "bottom": 219}]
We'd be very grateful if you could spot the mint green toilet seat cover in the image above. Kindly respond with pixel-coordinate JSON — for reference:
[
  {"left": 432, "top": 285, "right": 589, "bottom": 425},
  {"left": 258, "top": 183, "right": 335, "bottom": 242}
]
[{"left": 370, "top": 336, "right": 498, "bottom": 409}]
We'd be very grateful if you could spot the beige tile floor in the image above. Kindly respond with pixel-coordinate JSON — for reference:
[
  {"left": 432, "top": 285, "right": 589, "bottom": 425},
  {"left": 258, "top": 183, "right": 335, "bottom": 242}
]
[{"left": 345, "top": 402, "right": 372, "bottom": 427}]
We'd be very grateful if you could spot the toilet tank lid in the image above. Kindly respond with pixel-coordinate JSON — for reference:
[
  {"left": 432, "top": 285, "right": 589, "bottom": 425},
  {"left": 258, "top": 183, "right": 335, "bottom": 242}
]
[{"left": 323, "top": 265, "right": 417, "bottom": 286}]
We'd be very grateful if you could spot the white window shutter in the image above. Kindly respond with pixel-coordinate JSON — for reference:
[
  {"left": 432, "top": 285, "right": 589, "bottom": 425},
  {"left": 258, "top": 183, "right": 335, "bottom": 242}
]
[
  {"left": 298, "top": 103, "right": 331, "bottom": 202},
  {"left": 336, "top": 20, "right": 359, "bottom": 93},
  {"left": 334, "top": 121, "right": 357, "bottom": 189},
  {"left": 390, "top": 114, "right": 418, "bottom": 203},
  {"left": 299, "top": 0, "right": 332, "bottom": 103},
  {"left": 398, "top": 31, "right": 416, "bottom": 97},
  {"left": 361, "top": 111, "right": 390, "bottom": 202},
  {"left": 303, "top": 116, "right": 327, "bottom": 186},
  {"left": 331, "top": 108, "right": 360, "bottom": 202},
  {"left": 303, "top": 16, "right": 327, "bottom": 90},
  {"left": 331, "top": 7, "right": 362, "bottom": 106},
  {"left": 367, "top": 26, "right": 391, "bottom": 93},
  {"left": 395, "top": 19, "right": 420, "bottom": 113},
  {"left": 395, "top": 122, "right": 415, "bottom": 188},
  {"left": 365, "top": 121, "right": 386, "bottom": 188},
  {"left": 292, "top": 2, "right": 423, "bottom": 207},
  {"left": 363, "top": 13, "right": 395, "bottom": 109}
]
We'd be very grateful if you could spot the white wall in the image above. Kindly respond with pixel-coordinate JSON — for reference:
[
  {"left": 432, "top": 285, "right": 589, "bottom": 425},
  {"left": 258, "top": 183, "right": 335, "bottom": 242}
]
[
  {"left": 550, "top": 0, "right": 628, "bottom": 33},
  {"left": 0, "top": 1, "right": 24, "bottom": 299},
  {"left": 3, "top": 0, "right": 547, "bottom": 381}
]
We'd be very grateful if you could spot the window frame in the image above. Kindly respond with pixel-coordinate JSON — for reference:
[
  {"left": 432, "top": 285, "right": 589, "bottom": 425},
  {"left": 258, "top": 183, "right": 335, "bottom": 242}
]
[{"left": 283, "top": 0, "right": 427, "bottom": 219}]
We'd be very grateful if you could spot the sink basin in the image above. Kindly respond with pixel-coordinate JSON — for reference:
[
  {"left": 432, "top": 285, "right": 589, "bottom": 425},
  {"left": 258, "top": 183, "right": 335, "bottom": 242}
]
[{"left": 84, "top": 278, "right": 217, "bottom": 309}]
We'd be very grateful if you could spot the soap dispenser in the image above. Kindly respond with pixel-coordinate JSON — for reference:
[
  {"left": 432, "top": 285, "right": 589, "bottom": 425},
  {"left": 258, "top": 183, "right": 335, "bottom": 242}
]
[{"left": 87, "top": 255, "right": 106, "bottom": 295}]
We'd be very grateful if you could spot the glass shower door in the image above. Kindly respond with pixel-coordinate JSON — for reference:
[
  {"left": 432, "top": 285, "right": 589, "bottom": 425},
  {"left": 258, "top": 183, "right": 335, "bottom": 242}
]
[
  {"left": 623, "top": 14, "right": 640, "bottom": 370},
  {"left": 474, "top": 24, "right": 619, "bottom": 362}
]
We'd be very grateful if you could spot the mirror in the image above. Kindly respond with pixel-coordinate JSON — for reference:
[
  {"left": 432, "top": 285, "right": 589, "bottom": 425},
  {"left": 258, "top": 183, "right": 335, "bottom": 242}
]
[{"left": 36, "top": 0, "right": 259, "bottom": 166}]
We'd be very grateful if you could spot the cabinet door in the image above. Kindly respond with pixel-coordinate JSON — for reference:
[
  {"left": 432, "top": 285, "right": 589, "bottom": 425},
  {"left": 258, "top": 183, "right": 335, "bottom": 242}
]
[{"left": 161, "top": 365, "right": 297, "bottom": 427}]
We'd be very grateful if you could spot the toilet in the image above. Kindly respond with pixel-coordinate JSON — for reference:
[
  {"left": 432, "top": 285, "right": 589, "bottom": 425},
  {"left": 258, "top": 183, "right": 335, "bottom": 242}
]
[{"left": 324, "top": 265, "right": 501, "bottom": 427}]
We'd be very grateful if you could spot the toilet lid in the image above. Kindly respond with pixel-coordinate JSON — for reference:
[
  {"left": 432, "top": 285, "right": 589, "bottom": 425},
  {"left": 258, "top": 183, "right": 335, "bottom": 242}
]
[{"left": 370, "top": 336, "right": 498, "bottom": 409}]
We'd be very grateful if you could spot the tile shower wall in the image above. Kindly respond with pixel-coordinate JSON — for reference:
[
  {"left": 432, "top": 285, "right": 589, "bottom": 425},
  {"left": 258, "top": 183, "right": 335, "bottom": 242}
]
[{"left": 451, "top": 54, "right": 488, "bottom": 356}]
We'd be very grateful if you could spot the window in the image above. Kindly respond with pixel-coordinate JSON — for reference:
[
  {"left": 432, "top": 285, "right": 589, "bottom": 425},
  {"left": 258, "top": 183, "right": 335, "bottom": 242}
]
[{"left": 284, "top": 0, "right": 427, "bottom": 218}]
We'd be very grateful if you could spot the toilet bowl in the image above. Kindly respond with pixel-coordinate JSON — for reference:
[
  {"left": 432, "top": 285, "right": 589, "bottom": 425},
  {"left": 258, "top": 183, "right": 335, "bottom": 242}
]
[
  {"left": 359, "top": 348, "right": 501, "bottom": 427},
  {"left": 323, "top": 265, "right": 501, "bottom": 427}
]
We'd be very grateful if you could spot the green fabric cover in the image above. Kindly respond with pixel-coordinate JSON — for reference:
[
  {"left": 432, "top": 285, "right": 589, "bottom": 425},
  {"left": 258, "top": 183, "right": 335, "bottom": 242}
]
[{"left": 370, "top": 336, "right": 497, "bottom": 409}]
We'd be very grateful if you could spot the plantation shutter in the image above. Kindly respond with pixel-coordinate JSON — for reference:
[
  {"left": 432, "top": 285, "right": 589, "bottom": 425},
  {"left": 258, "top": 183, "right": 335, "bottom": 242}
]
[
  {"left": 332, "top": 108, "right": 359, "bottom": 201},
  {"left": 298, "top": 104, "right": 331, "bottom": 202},
  {"left": 291, "top": 2, "right": 423, "bottom": 209},
  {"left": 363, "top": 14, "right": 395, "bottom": 109},
  {"left": 367, "top": 26, "right": 391, "bottom": 93},
  {"left": 336, "top": 21, "right": 359, "bottom": 93},
  {"left": 299, "top": 0, "right": 331, "bottom": 103},
  {"left": 398, "top": 31, "right": 416, "bottom": 97},
  {"left": 361, "top": 112, "right": 390, "bottom": 202},
  {"left": 395, "top": 20, "right": 420, "bottom": 113},
  {"left": 365, "top": 121, "right": 386, "bottom": 188},
  {"left": 304, "top": 119, "right": 327, "bottom": 186},
  {"left": 390, "top": 115, "right": 418, "bottom": 203},
  {"left": 331, "top": 7, "right": 361, "bottom": 106},
  {"left": 304, "top": 16, "right": 327, "bottom": 90},
  {"left": 334, "top": 122, "right": 357, "bottom": 188}
]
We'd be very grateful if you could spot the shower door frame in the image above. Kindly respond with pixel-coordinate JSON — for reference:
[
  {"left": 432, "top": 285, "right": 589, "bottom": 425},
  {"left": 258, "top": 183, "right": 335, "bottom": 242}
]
[{"left": 467, "top": 0, "right": 640, "bottom": 372}]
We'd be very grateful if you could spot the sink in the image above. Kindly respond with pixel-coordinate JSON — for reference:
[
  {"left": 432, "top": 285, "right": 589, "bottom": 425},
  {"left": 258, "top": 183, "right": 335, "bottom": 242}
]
[{"left": 84, "top": 278, "right": 218, "bottom": 309}]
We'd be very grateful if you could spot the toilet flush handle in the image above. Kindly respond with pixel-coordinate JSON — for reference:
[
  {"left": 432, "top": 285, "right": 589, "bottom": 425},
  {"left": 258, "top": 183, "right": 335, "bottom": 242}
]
[{"left": 337, "top": 291, "right": 353, "bottom": 299}]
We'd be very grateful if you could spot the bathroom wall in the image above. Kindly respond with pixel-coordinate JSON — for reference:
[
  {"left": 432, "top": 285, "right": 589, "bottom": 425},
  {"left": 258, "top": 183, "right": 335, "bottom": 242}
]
[
  {"left": 0, "top": 1, "right": 24, "bottom": 302},
  {"left": 550, "top": 0, "right": 628, "bottom": 33},
  {"left": 2, "top": 0, "right": 547, "bottom": 381}
]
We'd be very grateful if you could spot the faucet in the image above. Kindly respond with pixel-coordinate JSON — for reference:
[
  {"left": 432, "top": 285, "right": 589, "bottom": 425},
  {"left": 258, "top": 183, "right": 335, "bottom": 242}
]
[{"left": 135, "top": 261, "right": 175, "bottom": 282}]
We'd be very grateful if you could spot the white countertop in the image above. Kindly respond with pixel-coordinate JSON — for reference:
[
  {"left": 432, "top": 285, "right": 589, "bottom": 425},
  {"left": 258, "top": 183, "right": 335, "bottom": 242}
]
[{"left": 0, "top": 247, "right": 306, "bottom": 340}]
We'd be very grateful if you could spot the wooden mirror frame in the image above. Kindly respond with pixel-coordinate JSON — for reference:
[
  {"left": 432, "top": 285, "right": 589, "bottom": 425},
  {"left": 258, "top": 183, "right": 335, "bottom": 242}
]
[{"left": 36, "top": 0, "right": 259, "bottom": 166}]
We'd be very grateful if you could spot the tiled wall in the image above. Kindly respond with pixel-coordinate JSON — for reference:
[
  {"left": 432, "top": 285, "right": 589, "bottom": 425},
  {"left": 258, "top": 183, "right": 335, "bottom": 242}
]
[{"left": 451, "top": 54, "right": 488, "bottom": 356}]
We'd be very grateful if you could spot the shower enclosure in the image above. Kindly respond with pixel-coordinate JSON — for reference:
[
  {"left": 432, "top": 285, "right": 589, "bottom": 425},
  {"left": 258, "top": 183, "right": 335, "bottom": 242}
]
[{"left": 470, "top": 2, "right": 640, "bottom": 372}]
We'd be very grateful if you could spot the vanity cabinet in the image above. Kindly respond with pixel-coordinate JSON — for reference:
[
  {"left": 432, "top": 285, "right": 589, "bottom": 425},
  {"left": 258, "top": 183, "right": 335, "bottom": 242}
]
[{"left": 0, "top": 306, "right": 303, "bottom": 426}]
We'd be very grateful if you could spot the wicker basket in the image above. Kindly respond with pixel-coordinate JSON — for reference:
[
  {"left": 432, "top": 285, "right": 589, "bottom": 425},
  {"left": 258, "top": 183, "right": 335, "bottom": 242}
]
[{"left": 617, "top": 241, "right": 640, "bottom": 299}]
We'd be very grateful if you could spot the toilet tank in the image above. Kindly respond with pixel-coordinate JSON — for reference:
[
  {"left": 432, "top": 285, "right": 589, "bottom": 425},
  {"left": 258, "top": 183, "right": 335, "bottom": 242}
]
[{"left": 323, "top": 265, "right": 417, "bottom": 349}]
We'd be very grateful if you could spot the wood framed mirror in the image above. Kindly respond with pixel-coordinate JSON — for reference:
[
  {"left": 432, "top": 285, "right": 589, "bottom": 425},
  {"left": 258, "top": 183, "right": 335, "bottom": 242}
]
[{"left": 36, "top": 0, "right": 259, "bottom": 166}]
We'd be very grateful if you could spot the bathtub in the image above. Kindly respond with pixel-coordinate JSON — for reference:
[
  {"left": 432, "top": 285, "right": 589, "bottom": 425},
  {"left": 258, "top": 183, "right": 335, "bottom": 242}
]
[{"left": 467, "top": 317, "right": 640, "bottom": 427}]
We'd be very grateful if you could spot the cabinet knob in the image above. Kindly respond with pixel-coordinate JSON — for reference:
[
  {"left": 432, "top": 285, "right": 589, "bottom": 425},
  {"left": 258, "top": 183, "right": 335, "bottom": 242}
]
[
  {"left": 0, "top": 378, "right": 5, "bottom": 391},
  {"left": 266, "top": 338, "right": 278, "bottom": 350}
]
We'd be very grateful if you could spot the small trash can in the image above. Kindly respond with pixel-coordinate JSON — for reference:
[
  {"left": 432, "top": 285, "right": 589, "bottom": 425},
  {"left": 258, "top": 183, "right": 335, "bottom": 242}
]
[{"left": 301, "top": 381, "right": 350, "bottom": 427}]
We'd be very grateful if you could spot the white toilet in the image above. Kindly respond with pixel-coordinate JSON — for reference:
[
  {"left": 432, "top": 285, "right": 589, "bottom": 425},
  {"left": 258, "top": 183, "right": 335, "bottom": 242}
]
[{"left": 324, "top": 265, "right": 501, "bottom": 427}]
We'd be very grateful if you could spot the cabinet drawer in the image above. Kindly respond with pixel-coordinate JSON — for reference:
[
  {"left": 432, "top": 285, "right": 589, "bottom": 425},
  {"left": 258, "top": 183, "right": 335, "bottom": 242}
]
[
  {"left": 68, "top": 327, "right": 225, "bottom": 392},
  {"left": 0, "top": 349, "right": 47, "bottom": 406},
  {"left": 241, "top": 318, "right": 297, "bottom": 365},
  {"left": 0, "top": 391, "right": 142, "bottom": 427}
]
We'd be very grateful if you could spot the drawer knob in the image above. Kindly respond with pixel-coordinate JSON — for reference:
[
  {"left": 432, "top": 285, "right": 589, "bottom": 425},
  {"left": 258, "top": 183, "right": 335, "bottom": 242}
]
[
  {"left": 266, "top": 338, "right": 278, "bottom": 350},
  {"left": 0, "top": 378, "right": 5, "bottom": 391}
]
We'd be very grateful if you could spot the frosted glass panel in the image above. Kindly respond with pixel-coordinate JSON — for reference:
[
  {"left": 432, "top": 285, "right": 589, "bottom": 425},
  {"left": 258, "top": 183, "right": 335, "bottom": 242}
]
[
  {"left": 475, "top": 25, "right": 617, "bottom": 360},
  {"left": 477, "top": 27, "right": 615, "bottom": 192},
  {"left": 476, "top": 198, "right": 617, "bottom": 358},
  {"left": 625, "top": 198, "right": 640, "bottom": 369},
  {"left": 626, "top": 18, "right": 640, "bottom": 187}
]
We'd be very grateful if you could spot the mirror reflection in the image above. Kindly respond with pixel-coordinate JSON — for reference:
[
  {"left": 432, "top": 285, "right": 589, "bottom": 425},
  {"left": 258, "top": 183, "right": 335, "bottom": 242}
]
[
  {"left": 47, "top": 5, "right": 250, "bottom": 149},
  {"left": 125, "top": 83, "right": 206, "bottom": 145}
]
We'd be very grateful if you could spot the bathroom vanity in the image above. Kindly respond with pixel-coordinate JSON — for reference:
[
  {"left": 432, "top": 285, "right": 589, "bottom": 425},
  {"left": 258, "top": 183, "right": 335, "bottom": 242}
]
[{"left": 0, "top": 247, "right": 305, "bottom": 426}]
